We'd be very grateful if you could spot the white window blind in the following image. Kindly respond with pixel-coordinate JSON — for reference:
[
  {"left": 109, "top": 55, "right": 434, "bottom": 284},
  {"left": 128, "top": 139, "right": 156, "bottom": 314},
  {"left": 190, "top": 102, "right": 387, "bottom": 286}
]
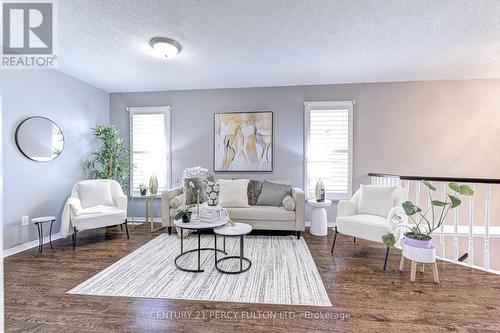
[
  {"left": 305, "top": 101, "right": 353, "bottom": 200},
  {"left": 129, "top": 106, "right": 171, "bottom": 195}
]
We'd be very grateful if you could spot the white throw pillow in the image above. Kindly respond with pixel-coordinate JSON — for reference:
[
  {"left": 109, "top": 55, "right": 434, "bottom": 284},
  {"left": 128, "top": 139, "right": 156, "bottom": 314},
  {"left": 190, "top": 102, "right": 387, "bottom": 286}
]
[
  {"left": 78, "top": 182, "right": 115, "bottom": 209},
  {"left": 217, "top": 179, "right": 250, "bottom": 208},
  {"left": 357, "top": 185, "right": 396, "bottom": 217}
]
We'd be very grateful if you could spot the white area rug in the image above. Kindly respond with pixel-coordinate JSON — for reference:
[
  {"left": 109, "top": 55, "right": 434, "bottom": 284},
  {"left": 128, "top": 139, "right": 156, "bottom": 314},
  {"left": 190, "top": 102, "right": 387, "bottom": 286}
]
[{"left": 68, "top": 234, "right": 331, "bottom": 307}]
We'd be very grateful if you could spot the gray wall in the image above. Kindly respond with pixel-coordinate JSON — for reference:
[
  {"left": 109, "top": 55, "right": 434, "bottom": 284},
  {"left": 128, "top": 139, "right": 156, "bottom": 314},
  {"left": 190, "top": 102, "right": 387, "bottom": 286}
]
[
  {"left": 110, "top": 79, "right": 500, "bottom": 220},
  {"left": 110, "top": 86, "right": 304, "bottom": 218},
  {"left": 1, "top": 69, "right": 109, "bottom": 250}
]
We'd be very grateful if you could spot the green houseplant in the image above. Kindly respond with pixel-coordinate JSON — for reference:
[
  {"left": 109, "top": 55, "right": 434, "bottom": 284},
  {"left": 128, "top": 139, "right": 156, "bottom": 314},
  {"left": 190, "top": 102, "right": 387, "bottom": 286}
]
[
  {"left": 382, "top": 181, "right": 474, "bottom": 247},
  {"left": 84, "top": 125, "right": 133, "bottom": 188},
  {"left": 175, "top": 205, "right": 194, "bottom": 223},
  {"left": 139, "top": 183, "right": 147, "bottom": 196}
]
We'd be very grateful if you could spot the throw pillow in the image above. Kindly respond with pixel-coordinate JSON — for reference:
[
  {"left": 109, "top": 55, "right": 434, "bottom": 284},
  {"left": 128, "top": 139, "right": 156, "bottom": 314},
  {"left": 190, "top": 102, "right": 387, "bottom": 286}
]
[
  {"left": 170, "top": 193, "right": 185, "bottom": 209},
  {"left": 282, "top": 195, "right": 296, "bottom": 211},
  {"left": 78, "top": 181, "right": 114, "bottom": 209},
  {"left": 257, "top": 180, "right": 291, "bottom": 206},
  {"left": 183, "top": 177, "right": 208, "bottom": 205},
  {"left": 357, "top": 185, "right": 397, "bottom": 217},
  {"left": 247, "top": 180, "right": 262, "bottom": 206},
  {"left": 205, "top": 181, "right": 220, "bottom": 206},
  {"left": 267, "top": 180, "right": 292, "bottom": 195},
  {"left": 217, "top": 179, "right": 250, "bottom": 208}
]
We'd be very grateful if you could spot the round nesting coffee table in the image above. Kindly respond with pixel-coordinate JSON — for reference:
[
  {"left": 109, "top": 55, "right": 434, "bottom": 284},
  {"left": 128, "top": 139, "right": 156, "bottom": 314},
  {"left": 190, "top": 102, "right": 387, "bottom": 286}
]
[
  {"left": 214, "top": 223, "right": 252, "bottom": 274},
  {"left": 174, "top": 218, "right": 228, "bottom": 273}
]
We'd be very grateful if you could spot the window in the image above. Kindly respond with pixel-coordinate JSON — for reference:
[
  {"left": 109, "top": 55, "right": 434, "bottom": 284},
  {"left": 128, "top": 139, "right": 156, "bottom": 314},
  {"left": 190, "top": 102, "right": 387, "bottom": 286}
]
[
  {"left": 129, "top": 106, "right": 171, "bottom": 194},
  {"left": 304, "top": 101, "right": 353, "bottom": 201}
]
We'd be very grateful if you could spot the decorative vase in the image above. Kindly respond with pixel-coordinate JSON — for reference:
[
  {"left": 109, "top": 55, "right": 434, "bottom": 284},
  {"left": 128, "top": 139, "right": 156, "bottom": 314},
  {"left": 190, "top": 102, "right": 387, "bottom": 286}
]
[
  {"left": 315, "top": 179, "right": 325, "bottom": 202},
  {"left": 149, "top": 174, "right": 158, "bottom": 195},
  {"left": 403, "top": 234, "right": 433, "bottom": 249},
  {"left": 182, "top": 213, "right": 192, "bottom": 223},
  {"left": 140, "top": 188, "right": 147, "bottom": 196}
]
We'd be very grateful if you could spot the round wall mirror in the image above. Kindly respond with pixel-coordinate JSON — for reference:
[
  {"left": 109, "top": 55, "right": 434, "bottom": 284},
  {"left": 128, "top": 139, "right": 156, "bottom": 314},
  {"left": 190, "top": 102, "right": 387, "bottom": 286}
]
[{"left": 15, "top": 117, "right": 65, "bottom": 162}]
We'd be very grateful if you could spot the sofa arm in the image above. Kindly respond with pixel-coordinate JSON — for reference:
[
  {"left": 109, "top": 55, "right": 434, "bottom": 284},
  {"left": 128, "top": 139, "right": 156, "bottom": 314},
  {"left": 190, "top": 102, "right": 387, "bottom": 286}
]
[
  {"left": 116, "top": 194, "right": 128, "bottom": 211},
  {"left": 337, "top": 200, "right": 356, "bottom": 217},
  {"left": 67, "top": 197, "right": 83, "bottom": 217},
  {"left": 162, "top": 187, "right": 183, "bottom": 227},
  {"left": 291, "top": 187, "right": 305, "bottom": 231}
]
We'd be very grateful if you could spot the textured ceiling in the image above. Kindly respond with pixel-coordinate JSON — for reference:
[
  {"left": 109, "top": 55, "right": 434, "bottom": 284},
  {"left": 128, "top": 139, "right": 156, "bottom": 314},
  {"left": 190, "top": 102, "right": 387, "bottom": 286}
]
[{"left": 58, "top": 0, "right": 500, "bottom": 92}]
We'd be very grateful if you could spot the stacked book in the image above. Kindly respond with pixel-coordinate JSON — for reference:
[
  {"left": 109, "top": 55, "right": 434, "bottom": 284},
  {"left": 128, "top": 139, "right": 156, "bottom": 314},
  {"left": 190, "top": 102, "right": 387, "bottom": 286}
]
[{"left": 197, "top": 204, "right": 229, "bottom": 223}]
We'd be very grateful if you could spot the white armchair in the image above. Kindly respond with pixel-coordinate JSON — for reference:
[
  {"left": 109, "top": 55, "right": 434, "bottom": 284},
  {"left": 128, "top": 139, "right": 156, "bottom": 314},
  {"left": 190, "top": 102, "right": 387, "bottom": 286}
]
[
  {"left": 66, "top": 179, "right": 129, "bottom": 250},
  {"left": 331, "top": 185, "right": 408, "bottom": 270}
]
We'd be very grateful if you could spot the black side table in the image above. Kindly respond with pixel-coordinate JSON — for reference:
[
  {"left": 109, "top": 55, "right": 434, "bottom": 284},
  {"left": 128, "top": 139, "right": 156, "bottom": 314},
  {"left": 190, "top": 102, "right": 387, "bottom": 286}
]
[{"left": 32, "top": 216, "right": 55, "bottom": 253}]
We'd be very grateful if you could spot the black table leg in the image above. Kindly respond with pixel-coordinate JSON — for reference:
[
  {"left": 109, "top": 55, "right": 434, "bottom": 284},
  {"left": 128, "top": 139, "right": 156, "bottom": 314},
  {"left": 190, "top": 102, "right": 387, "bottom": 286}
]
[
  {"left": 240, "top": 235, "right": 243, "bottom": 271},
  {"left": 197, "top": 232, "right": 201, "bottom": 271},
  {"left": 36, "top": 223, "right": 42, "bottom": 253},
  {"left": 40, "top": 222, "right": 44, "bottom": 253},
  {"left": 49, "top": 220, "right": 54, "bottom": 249},
  {"left": 180, "top": 228, "right": 183, "bottom": 254},
  {"left": 223, "top": 236, "right": 226, "bottom": 253},
  {"left": 214, "top": 233, "right": 218, "bottom": 265}
]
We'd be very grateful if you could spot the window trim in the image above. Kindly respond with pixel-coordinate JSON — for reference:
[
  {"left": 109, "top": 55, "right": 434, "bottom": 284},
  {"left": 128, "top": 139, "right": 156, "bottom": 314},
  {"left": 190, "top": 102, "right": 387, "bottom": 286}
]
[
  {"left": 128, "top": 106, "right": 171, "bottom": 196},
  {"left": 304, "top": 101, "right": 353, "bottom": 201}
]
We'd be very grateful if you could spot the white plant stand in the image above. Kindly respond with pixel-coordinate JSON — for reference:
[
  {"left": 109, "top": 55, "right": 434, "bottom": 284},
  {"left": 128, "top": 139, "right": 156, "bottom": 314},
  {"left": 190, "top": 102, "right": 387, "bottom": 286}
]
[
  {"left": 400, "top": 243, "right": 440, "bottom": 283},
  {"left": 307, "top": 199, "right": 332, "bottom": 236}
]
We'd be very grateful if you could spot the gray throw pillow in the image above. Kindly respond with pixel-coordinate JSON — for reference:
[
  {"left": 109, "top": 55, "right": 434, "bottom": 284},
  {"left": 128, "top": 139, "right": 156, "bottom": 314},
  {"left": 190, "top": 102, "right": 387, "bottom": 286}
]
[
  {"left": 184, "top": 177, "right": 208, "bottom": 205},
  {"left": 256, "top": 180, "right": 291, "bottom": 207},
  {"left": 247, "top": 180, "right": 262, "bottom": 206}
]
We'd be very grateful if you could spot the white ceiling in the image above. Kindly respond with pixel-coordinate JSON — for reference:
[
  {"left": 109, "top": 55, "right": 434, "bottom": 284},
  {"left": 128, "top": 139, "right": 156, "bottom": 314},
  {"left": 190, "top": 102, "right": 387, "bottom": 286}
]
[{"left": 58, "top": 0, "right": 500, "bottom": 92}]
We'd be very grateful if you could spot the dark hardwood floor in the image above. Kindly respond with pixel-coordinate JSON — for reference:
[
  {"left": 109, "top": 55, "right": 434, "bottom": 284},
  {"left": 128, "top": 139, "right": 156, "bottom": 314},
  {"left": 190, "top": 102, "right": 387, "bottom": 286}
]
[{"left": 5, "top": 224, "right": 500, "bottom": 332}]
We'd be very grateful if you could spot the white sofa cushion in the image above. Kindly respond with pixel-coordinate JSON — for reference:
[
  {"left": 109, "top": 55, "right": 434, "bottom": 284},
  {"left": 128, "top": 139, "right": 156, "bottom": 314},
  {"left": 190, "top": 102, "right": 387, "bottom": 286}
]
[
  {"left": 336, "top": 214, "right": 392, "bottom": 243},
  {"left": 217, "top": 179, "right": 250, "bottom": 208},
  {"left": 225, "top": 206, "right": 295, "bottom": 221},
  {"left": 357, "top": 185, "right": 396, "bottom": 217},
  {"left": 78, "top": 181, "right": 114, "bottom": 208}
]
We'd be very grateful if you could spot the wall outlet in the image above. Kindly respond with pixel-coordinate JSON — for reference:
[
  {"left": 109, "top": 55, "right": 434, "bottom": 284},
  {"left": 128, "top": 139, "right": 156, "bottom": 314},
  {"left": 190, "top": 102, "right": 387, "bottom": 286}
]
[{"left": 22, "top": 216, "right": 29, "bottom": 226}]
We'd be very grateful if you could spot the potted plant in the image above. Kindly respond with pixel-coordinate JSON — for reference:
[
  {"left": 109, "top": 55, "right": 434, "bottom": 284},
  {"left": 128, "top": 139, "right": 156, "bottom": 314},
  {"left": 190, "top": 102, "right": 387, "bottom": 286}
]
[
  {"left": 84, "top": 125, "right": 133, "bottom": 188},
  {"left": 175, "top": 205, "right": 194, "bottom": 223},
  {"left": 383, "top": 181, "right": 474, "bottom": 249},
  {"left": 139, "top": 183, "right": 147, "bottom": 196}
]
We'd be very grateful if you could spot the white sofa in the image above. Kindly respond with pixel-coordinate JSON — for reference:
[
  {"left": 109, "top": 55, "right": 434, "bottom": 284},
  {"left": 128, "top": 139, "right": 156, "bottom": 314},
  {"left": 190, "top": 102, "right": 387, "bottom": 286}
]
[
  {"left": 332, "top": 185, "right": 408, "bottom": 270},
  {"left": 64, "top": 179, "right": 129, "bottom": 250},
  {"left": 162, "top": 186, "right": 305, "bottom": 238}
]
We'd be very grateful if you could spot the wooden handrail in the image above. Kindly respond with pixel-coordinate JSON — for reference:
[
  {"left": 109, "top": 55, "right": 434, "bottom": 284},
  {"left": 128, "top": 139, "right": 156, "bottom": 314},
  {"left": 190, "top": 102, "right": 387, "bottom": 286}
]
[{"left": 368, "top": 173, "right": 500, "bottom": 184}]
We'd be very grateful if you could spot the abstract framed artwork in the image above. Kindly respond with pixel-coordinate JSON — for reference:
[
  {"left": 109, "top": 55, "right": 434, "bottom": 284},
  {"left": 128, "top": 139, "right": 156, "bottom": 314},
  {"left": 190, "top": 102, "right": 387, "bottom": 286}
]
[{"left": 214, "top": 111, "right": 273, "bottom": 172}]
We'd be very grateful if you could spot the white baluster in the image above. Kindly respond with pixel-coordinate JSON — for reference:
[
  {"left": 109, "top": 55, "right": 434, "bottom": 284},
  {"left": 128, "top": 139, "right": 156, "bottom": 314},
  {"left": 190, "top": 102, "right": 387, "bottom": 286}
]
[
  {"left": 454, "top": 201, "right": 459, "bottom": 262},
  {"left": 483, "top": 184, "right": 492, "bottom": 271},
  {"left": 468, "top": 184, "right": 475, "bottom": 267},
  {"left": 440, "top": 182, "right": 446, "bottom": 259}
]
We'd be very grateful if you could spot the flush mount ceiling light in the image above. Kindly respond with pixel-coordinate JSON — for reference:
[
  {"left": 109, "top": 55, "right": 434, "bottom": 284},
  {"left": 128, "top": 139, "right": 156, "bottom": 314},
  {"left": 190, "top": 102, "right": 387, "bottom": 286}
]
[{"left": 149, "top": 37, "right": 181, "bottom": 59}]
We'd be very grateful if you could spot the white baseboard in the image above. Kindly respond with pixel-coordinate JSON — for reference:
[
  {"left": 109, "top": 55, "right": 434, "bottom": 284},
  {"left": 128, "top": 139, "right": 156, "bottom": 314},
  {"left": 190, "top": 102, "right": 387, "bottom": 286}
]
[
  {"left": 127, "top": 216, "right": 161, "bottom": 224},
  {"left": 305, "top": 221, "right": 336, "bottom": 228},
  {"left": 3, "top": 232, "right": 62, "bottom": 257}
]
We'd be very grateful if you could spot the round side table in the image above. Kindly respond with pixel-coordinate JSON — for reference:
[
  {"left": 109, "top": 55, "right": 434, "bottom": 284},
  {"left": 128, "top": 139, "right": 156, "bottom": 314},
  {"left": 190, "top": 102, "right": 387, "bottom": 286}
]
[
  {"left": 306, "top": 199, "right": 332, "bottom": 236},
  {"left": 214, "top": 223, "right": 252, "bottom": 274},
  {"left": 173, "top": 218, "right": 228, "bottom": 273},
  {"left": 32, "top": 216, "right": 55, "bottom": 253}
]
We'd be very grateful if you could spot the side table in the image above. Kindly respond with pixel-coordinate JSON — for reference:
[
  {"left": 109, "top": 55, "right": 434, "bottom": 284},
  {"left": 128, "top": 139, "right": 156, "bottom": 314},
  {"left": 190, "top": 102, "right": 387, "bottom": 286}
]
[
  {"left": 306, "top": 199, "right": 332, "bottom": 236},
  {"left": 131, "top": 193, "right": 163, "bottom": 232},
  {"left": 214, "top": 223, "right": 252, "bottom": 274},
  {"left": 32, "top": 216, "right": 55, "bottom": 253}
]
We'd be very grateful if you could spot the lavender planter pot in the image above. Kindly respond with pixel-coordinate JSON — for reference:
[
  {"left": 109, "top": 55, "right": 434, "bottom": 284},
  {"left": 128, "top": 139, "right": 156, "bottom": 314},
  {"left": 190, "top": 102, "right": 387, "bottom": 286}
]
[{"left": 403, "top": 236, "right": 434, "bottom": 249}]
